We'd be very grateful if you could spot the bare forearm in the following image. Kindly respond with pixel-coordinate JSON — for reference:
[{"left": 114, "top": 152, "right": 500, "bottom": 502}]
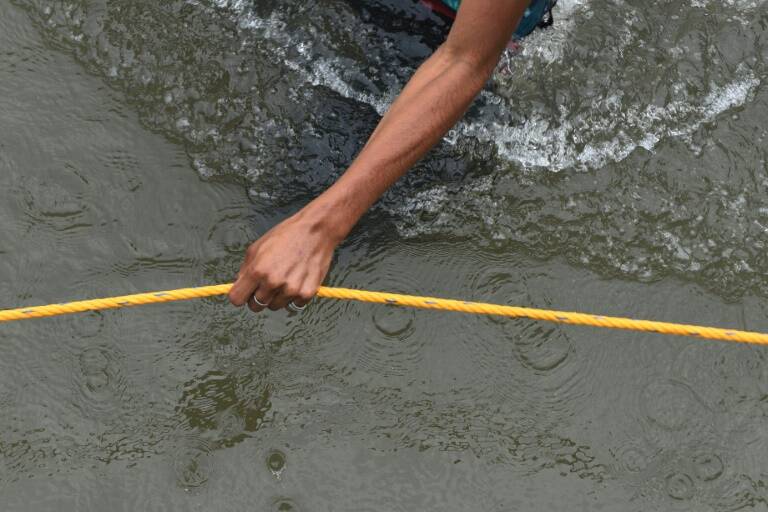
[
  {"left": 300, "top": 45, "right": 496, "bottom": 240},
  {"left": 229, "top": 0, "right": 529, "bottom": 311}
]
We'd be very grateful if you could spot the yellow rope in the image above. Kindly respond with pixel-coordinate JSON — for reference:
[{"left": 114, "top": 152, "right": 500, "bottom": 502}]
[{"left": 0, "top": 283, "right": 766, "bottom": 345}]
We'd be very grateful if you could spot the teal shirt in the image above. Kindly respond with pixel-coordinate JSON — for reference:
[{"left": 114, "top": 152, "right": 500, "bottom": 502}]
[{"left": 440, "top": 0, "right": 554, "bottom": 39}]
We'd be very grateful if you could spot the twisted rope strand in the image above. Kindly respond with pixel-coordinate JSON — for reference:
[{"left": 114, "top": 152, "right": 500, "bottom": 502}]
[{"left": 1, "top": 284, "right": 767, "bottom": 345}]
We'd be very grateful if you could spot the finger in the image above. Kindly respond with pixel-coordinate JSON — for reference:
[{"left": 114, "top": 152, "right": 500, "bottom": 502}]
[
  {"left": 275, "top": 276, "right": 311, "bottom": 311},
  {"left": 290, "top": 298, "right": 310, "bottom": 309},
  {"left": 247, "top": 295, "right": 263, "bottom": 313},
  {"left": 229, "top": 244, "right": 262, "bottom": 306},
  {"left": 249, "top": 284, "right": 277, "bottom": 313},
  {"left": 285, "top": 299, "right": 309, "bottom": 315},
  {"left": 268, "top": 290, "right": 291, "bottom": 311},
  {"left": 291, "top": 284, "right": 317, "bottom": 308},
  {"left": 247, "top": 293, "right": 266, "bottom": 313},
  {"left": 229, "top": 271, "right": 259, "bottom": 306},
  {"left": 284, "top": 298, "right": 305, "bottom": 313}
]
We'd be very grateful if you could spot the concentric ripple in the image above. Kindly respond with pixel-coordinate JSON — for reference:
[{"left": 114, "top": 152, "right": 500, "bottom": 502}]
[
  {"left": 665, "top": 472, "right": 695, "bottom": 501},
  {"left": 171, "top": 435, "right": 217, "bottom": 490},
  {"left": 640, "top": 381, "right": 700, "bottom": 432},
  {"left": 71, "top": 345, "right": 131, "bottom": 419},
  {"left": 354, "top": 306, "right": 418, "bottom": 378}
]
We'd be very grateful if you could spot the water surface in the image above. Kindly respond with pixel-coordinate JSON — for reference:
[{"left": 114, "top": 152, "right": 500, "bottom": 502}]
[{"left": 2, "top": 0, "right": 768, "bottom": 510}]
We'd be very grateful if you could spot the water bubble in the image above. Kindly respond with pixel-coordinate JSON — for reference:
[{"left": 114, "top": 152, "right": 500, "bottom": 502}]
[
  {"left": 266, "top": 449, "right": 286, "bottom": 478},
  {"left": 666, "top": 472, "right": 695, "bottom": 500}
]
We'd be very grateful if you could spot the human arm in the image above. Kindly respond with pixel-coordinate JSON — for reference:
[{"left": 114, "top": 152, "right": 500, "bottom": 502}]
[{"left": 228, "top": 0, "right": 530, "bottom": 311}]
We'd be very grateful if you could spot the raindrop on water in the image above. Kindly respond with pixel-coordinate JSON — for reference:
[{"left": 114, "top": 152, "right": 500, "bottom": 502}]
[
  {"left": 174, "top": 447, "right": 211, "bottom": 489},
  {"left": 372, "top": 307, "right": 414, "bottom": 338},
  {"left": 266, "top": 449, "right": 286, "bottom": 478},
  {"left": 273, "top": 498, "right": 300, "bottom": 511},
  {"left": 641, "top": 381, "right": 697, "bottom": 431},
  {"left": 666, "top": 472, "right": 695, "bottom": 501},
  {"left": 693, "top": 453, "right": 724, "bottom": 482}
]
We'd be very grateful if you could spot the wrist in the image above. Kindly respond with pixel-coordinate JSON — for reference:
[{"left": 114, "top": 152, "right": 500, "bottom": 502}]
[{"left": 295, "top": 193, "right": 360, "bottom": 245}]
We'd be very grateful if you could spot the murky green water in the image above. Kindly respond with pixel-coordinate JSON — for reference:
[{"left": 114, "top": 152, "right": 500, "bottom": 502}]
[{"left": 2, "top": 0, "right": 768, "bottom": 509}]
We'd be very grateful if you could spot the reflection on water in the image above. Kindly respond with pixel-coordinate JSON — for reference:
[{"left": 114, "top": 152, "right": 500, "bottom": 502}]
[{"left": 2, "top": 0, "right": 768, "bottom": 510}]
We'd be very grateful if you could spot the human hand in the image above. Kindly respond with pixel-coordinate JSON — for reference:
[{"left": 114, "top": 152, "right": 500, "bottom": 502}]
[{"left": 228, "top": 206, "right": 342, "bottom": 312}]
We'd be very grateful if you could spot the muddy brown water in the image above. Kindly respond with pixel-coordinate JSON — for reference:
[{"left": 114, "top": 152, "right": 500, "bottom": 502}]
[{"left": 2, "top": 0, "right": 768, "bottom": 510}]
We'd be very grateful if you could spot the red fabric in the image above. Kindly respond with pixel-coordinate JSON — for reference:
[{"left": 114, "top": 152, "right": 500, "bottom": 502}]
[{"left": 421, "top": 0, "right": 456, "bottom": 19}]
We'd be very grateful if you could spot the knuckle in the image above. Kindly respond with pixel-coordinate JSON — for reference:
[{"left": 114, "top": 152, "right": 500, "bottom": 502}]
[
  {"left": 228, "top": 292, "right": 242, "bottom": 306},
  {"left": 299, "top": 285, "right": 317, "bottom": 301},
  {"left": 263, "top": 275, "right": 282, "bottom": 290}
]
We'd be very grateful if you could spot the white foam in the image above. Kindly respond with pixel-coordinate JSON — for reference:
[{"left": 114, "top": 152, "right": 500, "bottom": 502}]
[
  {"left": 217, "top": 0, "right": 760, "bottom": 174},
  {"left": 690, "top": 0, "right": 766, "bottom": 8},
  {"left": 517, "top": 0, "right": 591, "bottom": 63},
  {"left": 457, "top": 70, "right": 760, "bottom": 172},
  {"left": 284, "top": 54, "right": 395, "bottom": 116}
]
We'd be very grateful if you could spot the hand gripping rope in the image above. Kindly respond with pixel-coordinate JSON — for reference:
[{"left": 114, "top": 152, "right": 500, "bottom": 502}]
[{"left": 1, "top": 284, "right": 768, "bottom": 345}]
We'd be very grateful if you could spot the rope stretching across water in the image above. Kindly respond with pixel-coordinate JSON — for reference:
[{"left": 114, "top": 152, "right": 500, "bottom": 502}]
[{"left": 1, "top": 284, "right": 767, "bottom": 345}]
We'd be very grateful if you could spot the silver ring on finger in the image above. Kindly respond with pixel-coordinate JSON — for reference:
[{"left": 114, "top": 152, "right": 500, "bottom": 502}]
[
  {"left": 252, "top": 294, "right": 269, "bottom": 308},
  {"left": 287, "top": 301, "right": 307, "bottom": 313}
]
